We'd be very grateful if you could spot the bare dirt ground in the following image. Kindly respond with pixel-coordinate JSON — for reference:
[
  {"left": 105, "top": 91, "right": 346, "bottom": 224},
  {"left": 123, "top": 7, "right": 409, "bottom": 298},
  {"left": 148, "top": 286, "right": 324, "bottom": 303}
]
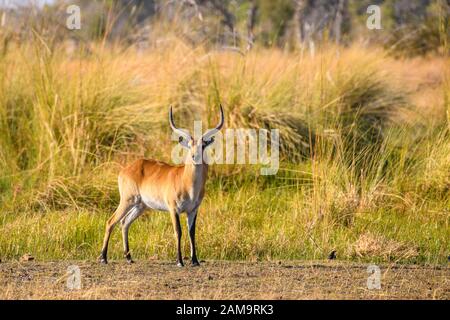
[{"left": 0, "top": 260, "right": 448, "bottom": 299}]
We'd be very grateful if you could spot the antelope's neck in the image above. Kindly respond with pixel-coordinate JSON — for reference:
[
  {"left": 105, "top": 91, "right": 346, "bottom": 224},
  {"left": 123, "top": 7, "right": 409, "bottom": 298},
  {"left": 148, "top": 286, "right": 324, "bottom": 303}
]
[{"left": 183, "top": 163, "right": 208, "bottom": 197}]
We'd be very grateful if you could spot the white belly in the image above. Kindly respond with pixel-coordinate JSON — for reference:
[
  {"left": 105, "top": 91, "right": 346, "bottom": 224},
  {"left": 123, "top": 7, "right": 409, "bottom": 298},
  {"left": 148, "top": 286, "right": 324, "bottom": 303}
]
[{"left": 141, "top": 195, "right": 169, "bottom": 211}]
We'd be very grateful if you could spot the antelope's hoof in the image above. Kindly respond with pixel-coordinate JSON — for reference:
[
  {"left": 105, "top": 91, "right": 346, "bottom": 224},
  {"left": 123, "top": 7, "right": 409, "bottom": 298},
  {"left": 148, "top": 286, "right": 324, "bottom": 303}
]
[
  {"left": 125, "top": 253, "right": 134, "bottom": 264},
  {"left": 177, "top": 262, "right": 184, "bottom": 267},
  {"left": 191, "top": 260, "right": 200, "bottom": 267},
  {"left": 99, "top": 257, "right": 108, "bottom": 264}
]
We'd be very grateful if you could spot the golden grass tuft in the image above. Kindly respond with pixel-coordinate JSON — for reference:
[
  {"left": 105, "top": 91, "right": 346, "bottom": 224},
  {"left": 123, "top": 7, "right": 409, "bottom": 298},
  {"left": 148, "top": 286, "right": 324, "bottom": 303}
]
[{"left": 352, "top": 233, "right": 419, "bottom": 261}]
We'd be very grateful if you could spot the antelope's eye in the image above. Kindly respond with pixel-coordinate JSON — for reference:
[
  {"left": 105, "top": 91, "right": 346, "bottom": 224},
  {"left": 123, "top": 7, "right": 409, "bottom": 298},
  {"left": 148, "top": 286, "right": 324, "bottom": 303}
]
[
  {"left": 203, "top": 137, "right": 214, "bottom": 147},
  {"left": 178, "top": 136, "right": 184, "bottom": 143}
]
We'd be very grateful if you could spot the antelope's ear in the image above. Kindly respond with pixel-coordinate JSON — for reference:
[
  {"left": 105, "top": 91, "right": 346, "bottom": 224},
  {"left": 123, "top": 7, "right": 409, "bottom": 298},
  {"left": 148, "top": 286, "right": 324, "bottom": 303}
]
[
  {"left": 178, "top": 136, "right": 190, "bottom": 148},
  {"left": 203, "top": 137, "right": 215, "bottom": 148}
]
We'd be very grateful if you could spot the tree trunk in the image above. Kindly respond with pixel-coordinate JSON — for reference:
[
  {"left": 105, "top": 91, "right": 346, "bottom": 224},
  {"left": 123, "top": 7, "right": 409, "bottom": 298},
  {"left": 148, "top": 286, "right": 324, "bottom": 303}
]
[
  {"left": 293, "top": 0, "right": 308, "bottom": 44},
  {"left": 246, "top": 0, "right": 258, "bottom": 51},
  {"left": 333, "top": 0, "right": 347, "bottom": 44}
]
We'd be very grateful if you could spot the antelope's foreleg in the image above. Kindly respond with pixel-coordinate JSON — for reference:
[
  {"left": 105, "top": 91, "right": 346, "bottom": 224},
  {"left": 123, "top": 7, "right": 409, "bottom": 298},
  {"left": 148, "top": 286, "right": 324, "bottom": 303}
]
[
  {"left": 187, "top": 210, "right": 199, "bottom": 266},
  {"left": 170, "top": 209, "right": 183, "bottom": 267}
]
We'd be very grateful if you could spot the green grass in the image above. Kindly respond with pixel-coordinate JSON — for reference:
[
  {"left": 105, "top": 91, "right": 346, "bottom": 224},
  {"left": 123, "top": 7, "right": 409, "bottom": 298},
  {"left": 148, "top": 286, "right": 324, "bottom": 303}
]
[
  {"left": 0, "top": 38, "right": 448, "bottom": 264},
  {"left": 0, "top": 181, "right": 448, "bottom": 264}
]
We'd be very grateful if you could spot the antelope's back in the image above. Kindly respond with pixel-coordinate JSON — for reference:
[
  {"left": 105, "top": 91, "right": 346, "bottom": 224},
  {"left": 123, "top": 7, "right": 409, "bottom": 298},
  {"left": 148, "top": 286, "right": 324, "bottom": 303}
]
[{"left": 119, "top": 159, "right": 184, "bottom": 200}]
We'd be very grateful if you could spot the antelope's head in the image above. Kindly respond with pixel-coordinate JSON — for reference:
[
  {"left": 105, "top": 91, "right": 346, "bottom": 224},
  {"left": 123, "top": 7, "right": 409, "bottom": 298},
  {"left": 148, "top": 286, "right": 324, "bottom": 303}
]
[{"left": 169, "top": 105, "right": 224, "bottom": 165}]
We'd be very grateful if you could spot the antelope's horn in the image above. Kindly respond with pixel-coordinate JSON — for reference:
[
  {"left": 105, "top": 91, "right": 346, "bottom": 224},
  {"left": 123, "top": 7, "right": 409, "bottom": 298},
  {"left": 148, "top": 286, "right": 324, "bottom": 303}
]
[
  {"left": 169, "top": 105, "right": 191, "bottom": 141},
  {"left": 202, "top": 104, "right": 225, "bottom": 141}
]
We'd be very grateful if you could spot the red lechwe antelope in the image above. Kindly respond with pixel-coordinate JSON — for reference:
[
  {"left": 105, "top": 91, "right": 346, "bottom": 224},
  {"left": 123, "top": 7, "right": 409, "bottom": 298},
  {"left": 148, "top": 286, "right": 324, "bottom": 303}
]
[{"left": 100, "top": 105, "right": 224, "bottom": 266}]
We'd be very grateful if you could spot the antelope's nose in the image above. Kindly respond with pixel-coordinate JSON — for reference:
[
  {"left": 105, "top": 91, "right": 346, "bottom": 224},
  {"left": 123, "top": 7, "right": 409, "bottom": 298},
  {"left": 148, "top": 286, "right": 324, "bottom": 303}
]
[{"left": 192, "top": 154, "right": 202, "bottom": 163}]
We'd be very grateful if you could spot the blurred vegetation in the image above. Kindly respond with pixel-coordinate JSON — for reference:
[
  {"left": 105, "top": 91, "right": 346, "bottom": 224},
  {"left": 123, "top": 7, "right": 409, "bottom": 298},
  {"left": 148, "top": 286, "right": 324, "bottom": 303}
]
[{"left": 0, "top": 0, "right": 448, "bottom": 56}]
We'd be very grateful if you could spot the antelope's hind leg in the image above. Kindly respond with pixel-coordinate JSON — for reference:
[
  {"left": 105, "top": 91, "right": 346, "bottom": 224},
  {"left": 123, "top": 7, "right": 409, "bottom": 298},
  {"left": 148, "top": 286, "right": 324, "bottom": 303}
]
[
  {"left": 100, "top": 199, "right": 134, "bottom": 264},
  {"left": 121, "top": 198, "right": 145, "bottom": 264}
]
